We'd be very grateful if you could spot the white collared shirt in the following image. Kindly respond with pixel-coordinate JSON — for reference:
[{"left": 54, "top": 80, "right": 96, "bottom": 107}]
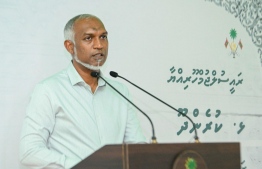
[{"left": 19, "top": 63, "right": 146, "bottom": 169}]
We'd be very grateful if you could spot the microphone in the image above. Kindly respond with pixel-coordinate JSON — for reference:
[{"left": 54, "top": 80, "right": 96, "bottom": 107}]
[
  {"left": 91, "top": 71, "right": 157, "bottom": 143},
  {"left": 109, "top": 71, "right": 200, "bottom": 143}
]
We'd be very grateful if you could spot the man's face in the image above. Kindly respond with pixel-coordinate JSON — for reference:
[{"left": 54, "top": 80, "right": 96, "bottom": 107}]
[{"left": 72, "top": 17, "right": 108, "bottom": 68}]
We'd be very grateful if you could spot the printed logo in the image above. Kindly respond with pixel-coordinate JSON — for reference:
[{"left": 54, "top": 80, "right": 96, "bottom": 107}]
[
  {"left": 224, "top": 29, "right": 243, "bottom": 58},
  {"left": 185, "top": 157, "right": 197, "bottom": 169}
]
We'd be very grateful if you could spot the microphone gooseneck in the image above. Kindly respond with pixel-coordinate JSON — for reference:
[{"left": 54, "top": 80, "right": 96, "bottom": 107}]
[
  {"left": 91, "top": 71, "right": 157, "bottom": 144},
  {"left": 109, "top": 71, "right": 199, "bottom": 143}
]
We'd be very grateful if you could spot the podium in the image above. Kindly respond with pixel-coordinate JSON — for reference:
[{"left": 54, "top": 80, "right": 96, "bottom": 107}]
[{"left": 72, "top": 143, "right": 240, "bottom": 169}]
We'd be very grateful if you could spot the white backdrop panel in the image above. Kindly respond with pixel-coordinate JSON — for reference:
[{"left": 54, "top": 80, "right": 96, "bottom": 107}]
[{"left": 0, "top": 0, "right": 261, "bottom": 168}]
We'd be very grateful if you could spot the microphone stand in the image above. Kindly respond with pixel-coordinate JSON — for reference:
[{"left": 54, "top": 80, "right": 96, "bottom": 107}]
[
  {"left": 91, "top": 72, "right": 157, "bottom": 144},
  {"left": 110, "top": 71, "right": 200, "bottom": 143}
]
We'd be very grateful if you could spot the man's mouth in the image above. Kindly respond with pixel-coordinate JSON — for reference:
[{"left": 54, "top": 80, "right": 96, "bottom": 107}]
[
  {"left": 93, "top": 53, "right": 104, "bottom": 57},
  {"left": 93, "top": 53, "right": 104, "bottom": 62}
]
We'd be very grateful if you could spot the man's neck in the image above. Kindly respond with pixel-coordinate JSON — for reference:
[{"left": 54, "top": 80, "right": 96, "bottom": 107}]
[{"left": 72, "top": 61, "right": 98, "bottom": 93}]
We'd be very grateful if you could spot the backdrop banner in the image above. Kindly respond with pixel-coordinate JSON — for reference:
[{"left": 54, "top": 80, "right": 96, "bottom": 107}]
[{"left": 1, "top": 0, "right": 261, "bottom": 168}]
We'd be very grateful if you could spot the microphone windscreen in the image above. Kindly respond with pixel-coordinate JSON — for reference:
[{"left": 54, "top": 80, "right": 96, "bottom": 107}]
[
  {"left": 91, "top": 71, "right": 99, "bottom": 77},
  {"left": 110, "top": 71, "right": 118, "bottom": 78}
]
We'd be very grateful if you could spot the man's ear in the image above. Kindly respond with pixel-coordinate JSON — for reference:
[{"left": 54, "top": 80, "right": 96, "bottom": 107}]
[{"left": 64, "top": 40, "right": 75, "bottom": 55}]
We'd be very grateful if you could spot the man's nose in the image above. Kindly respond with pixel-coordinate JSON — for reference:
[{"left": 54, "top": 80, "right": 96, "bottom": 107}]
[{"left": 93, "top": 38, "right": 103, "bottom": 49}]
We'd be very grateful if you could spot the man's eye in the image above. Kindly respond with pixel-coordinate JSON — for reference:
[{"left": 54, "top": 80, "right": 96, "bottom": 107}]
[
  {"left": 101, "top": 35, "right": 107, "bottom": 39},
  {"left": 84, "top": 37, "right": 92, "bottom": 40}
]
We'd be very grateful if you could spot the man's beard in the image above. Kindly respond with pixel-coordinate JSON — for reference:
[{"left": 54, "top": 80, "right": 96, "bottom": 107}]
[{"left": 73, "top": 52, "right": 102, "bottom": 71}]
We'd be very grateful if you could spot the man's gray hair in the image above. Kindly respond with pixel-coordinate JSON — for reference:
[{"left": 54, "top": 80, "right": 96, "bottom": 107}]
[{"left": 64, "top": 14, "right": 101, "bottom": 42}]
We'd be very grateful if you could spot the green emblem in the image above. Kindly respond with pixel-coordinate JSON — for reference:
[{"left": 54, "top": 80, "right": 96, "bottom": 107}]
[
  {"left": 185, "top": 157, "right": 197, "bottom": 169},
  {"left": 224, "top": 28, "right": 243, "bottom": 58}
]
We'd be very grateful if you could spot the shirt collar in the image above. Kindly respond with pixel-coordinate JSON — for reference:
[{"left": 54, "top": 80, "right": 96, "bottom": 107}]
[
  {"left": 97, "top": 72, "right": 106, "bottom": 87},
  {"left": 67, "top": 62, "right": 106, "bottom": 87}
]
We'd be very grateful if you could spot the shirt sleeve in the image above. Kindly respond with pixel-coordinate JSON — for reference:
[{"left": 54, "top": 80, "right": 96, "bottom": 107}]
[
  {"left": 122, "top": 85, "right": 147, "bottom": 144},
  {"left": 19, "top": 83, "right": 75, "bottom": 169}
]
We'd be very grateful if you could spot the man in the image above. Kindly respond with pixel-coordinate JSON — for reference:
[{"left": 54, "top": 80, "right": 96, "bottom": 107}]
[{"left": 20, "top": 14, "right": 146, "bottom": 169}]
